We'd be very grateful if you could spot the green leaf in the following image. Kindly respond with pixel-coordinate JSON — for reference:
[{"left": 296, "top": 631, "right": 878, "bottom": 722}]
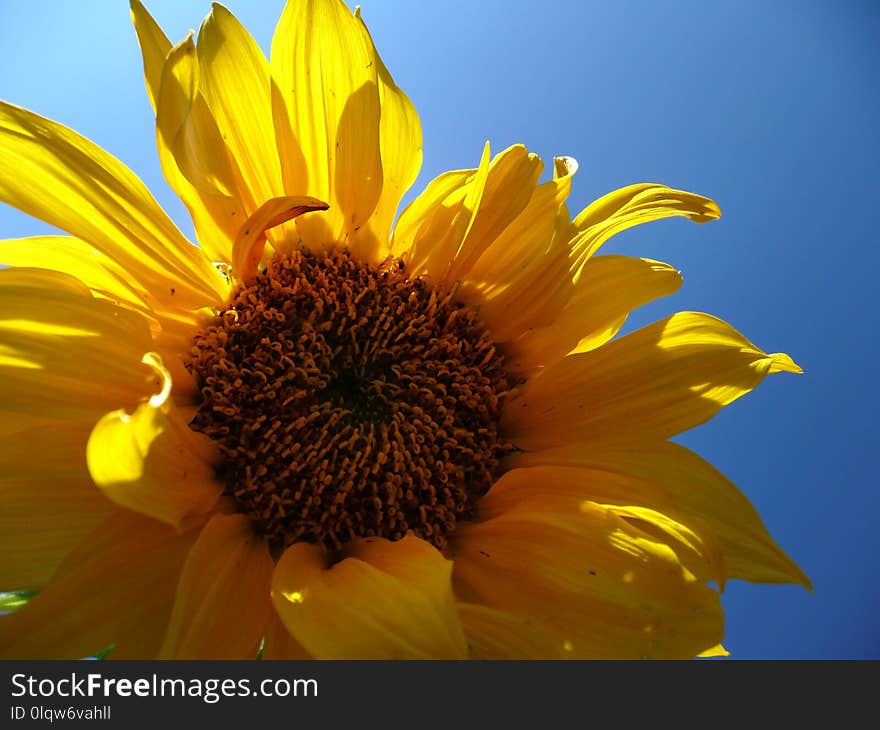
[
  {"left": 95, "top": 644, "right": 117, "bottom": 660},
  {"left": 0, "top": 590, "right": 38, "bottom": 613}
]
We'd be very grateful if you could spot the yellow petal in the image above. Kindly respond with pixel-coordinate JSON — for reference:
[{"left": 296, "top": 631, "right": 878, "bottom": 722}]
[
  {"left": 0, "top": 101, "right": 225, "bottom": 309},
  {"left": 272, "top": 535, "right": 467, "bottom": 659},
  {"left": 0, "top": 268, "right": 159, "bottom": 420},
  {"left": 458, "top": 603, "right": 568, "bottom": 659},
  {"left": 0, "top": 509, "right": 201, "bottom": 659},
  {"left": 568, "top": 256, "right": 683, "bottom": 353},
  {"left": 460, "top": 156, "right": 579, "bottom": 343},
  {"left": 0, "top": 421, "right": 111, "bottom": 590},
  {"left": 262, "top": 608, "right": 312, "bottom": 659},
  {"left": 354, "top": 7, "right": 423, "bottom": 257},
  {"left": 0, "top": 235, "right": 149, "bottom": 311},
  {"left": 465, "top": 156, "right": 577, "bottom": 291},
  {"left": 444, "top": 144, "right": 543, "bottom": 284},
  {"left": 570, "top": 183, "right": 721, "bottom": 281},
  {"left": 397, "top": 144, "right": 546, "bottom": 288},
  {"left": 131, "top": 0, "right": 244, "bottom": 264},
  {"left": 478, "top": 466, "right": 726, "bottom": 588},
  {"left": 511, "top": 255, "right": 683, "bottom": 371},
  {"left": 197, "top": 4, "right": 283, "bottom": 210},
  {"left": 87, "top": 353, "right": 221, "bottom": 529},
  {"left": 1, "top": 482, "right": 94, "bottom": 584},
  {"left": 271, "top": 0, "right": 382, "bottom": 252},
  {"left": 231, "top": 195, "right": 329, "bottom": 282},
  {"left": 158, "top": 34, "right": 238, "bottom": 198},
  {"left": 699, "top": 644, "right": 730, "bottom": 658},
  {"left": 509, "top": 440, "right": 811, "bottom": 588},
  {"left": 0, "top": 476, "right": 112, "bottom": 591},
  {"left": 604, "top": 504, "right": 726, "bottom": 588},
  {"left": 396, "top": 142, "right": 491, "bottom": 279},
  {"left": 159, "top": 513, "right": 274, "bottom": 659},
  {"left": 390, "top": 168, "right": 474, "bottom": 257},
  {"left": 129, "top": 0, "right": 170, "bottom": 112},
  {"left": 0, "top": 254, "right": 196, "bottom": 405},
  {"left": 452, "top": 504, "right": 724, "bottom": 659},
  {"left": 503, "top": 311, "right": 802, "bottom": 449},
  {"left": 0, "top": 421, "right": 92, "bottom": 479}
]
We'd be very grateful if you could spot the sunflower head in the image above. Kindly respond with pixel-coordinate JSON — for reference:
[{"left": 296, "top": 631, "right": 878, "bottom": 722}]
[
  {"left": 0, "top": 0, "right": 808, "bottom": 660},
  {"left": 187, "top": 246, "right": 515, "bottom": 553}
]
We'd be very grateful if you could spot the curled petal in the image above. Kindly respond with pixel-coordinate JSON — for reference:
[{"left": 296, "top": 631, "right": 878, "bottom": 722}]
[
  {"left": 231, "top": 195, "right": 329, "bottom": 282},
  {"left": 87, "top": 353, "right": 222, "bottom": 529},
  {"left": 570, "top": 183, "right": 721, "bottom": 282},
  {"left": 272, "top": 536, "right": 467, "bottom": 659}
]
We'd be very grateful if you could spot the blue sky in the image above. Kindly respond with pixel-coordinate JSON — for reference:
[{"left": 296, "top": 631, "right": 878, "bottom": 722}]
[{"left": 0, "top": 0, "right": 877, "bottom": 659}]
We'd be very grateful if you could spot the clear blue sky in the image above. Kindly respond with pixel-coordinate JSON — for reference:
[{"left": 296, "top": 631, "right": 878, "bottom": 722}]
[{"left": 0, "top": 0, "right": 877, "bottom": 659}]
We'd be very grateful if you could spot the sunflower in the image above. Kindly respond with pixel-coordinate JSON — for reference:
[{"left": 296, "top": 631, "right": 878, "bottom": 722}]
[{"left": 0, "top": 0, "right": 808, "bottom": 660}]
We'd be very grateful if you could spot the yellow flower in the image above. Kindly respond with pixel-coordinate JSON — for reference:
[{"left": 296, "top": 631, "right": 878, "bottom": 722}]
[{"left": 0, "top": 0, "right": 808, "bottom": 660}]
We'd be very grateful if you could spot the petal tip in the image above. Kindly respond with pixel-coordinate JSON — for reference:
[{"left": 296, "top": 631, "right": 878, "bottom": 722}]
[
  {"left": 698, "top": 643, "right": 731, "bottom": 658},
  {"left": 553, "top": 155, "right": 578, "bottom": 178},
  {"left": 768, "top": 352, "right": 803, "bottom": 375},
  {"left": 705, "top": 199, "right": 722, "bottom": 219}
]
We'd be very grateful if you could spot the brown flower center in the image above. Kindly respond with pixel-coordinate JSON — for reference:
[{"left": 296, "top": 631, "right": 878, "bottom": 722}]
[{"left": 187, "top": 248, "right": 514, "bottom": 553}]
